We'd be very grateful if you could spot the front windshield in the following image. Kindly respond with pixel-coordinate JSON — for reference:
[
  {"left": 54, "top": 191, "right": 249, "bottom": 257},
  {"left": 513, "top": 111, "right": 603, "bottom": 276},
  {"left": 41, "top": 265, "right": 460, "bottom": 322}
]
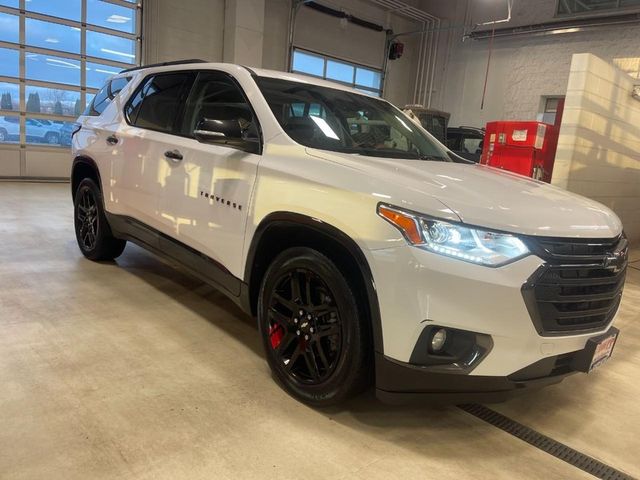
[{"left": 256, "top": 77, "right": 451, "bottom": 161}]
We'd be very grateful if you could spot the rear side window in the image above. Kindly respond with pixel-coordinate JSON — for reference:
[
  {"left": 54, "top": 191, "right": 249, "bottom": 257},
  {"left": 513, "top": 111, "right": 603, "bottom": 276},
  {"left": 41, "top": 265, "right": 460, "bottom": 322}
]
[
  {"left": 84, "top": 76, "right": 130, "bottom": 116},
  {"left": 125, "top": 72, "right": 194, "bottom": 133}
]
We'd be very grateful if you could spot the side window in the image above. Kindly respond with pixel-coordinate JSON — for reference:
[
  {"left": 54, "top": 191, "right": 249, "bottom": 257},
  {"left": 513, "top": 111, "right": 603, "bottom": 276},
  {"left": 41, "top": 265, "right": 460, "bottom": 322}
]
[
  {"left": 127, "top": 72, "right": 194, "bottom": 133},
  {"left": 91, "top": 83, "right": 111, "bottom": 115},
  {"left": 84, "top": 76, "right": 130, "bottom": 117},
  {"left": 180, "top": 71, "right": 257, "bottom": 139},
  {"left": 109, "top": 77, "right": 130, "bottom": 98}
]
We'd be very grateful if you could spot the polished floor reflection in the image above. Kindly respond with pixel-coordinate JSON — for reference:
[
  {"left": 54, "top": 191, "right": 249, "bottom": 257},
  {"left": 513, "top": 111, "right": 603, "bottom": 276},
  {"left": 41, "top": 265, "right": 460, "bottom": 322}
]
[{"left": 0, "top": 182, "right": 637, "bottom": 480}]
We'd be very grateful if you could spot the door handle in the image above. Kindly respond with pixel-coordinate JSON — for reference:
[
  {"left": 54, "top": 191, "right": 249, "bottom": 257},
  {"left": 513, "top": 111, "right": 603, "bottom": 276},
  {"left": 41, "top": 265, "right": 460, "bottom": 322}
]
[
  {"left": 164, "top": 149, "right": 184, "bottom": 163},
  {"left": 106, "top": 135, "right": 119, "bottom": 146}
]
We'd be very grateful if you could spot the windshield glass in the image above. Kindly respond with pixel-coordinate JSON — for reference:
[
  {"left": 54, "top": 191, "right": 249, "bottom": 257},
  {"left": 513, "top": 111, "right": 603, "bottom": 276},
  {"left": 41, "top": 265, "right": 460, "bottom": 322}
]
[{"left": 256, "top": 77, "right": 450, "bottom": 161}]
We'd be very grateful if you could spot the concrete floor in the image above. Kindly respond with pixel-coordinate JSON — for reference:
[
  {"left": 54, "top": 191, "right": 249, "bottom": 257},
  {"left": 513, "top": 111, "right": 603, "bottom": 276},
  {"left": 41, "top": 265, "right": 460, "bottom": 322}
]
[{"left": 0, "top": 182, "right": 638, "bottom": 480}]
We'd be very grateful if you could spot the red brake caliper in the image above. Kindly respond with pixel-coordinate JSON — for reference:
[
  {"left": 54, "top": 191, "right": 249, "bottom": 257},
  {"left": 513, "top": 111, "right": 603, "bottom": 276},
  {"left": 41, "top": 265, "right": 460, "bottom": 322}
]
[{"left": 269, "top": 324, "right": 284, "bottom": 349}]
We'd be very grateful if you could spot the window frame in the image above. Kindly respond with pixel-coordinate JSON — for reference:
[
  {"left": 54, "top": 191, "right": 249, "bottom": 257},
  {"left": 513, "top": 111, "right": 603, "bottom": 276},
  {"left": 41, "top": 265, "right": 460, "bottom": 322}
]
[
  {"left": 290, "top": 47, "right": 383, "bottom": 96},
  {"left": 0, "top": 0, "right": 142, "bottom": 152},
  {"left": 555, "top": 0, "right": 640, "bottom": 17},
  {"left": 123, "top": 69, "right": 264, "bottom": 154}
]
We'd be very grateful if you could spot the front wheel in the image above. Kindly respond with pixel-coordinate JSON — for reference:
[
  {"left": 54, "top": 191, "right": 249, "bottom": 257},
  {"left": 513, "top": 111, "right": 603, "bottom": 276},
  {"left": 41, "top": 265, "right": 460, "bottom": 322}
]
[
  {"left": 74, "top": 178, "right": 126, "bottom": 261},
  {"left": 45, "top": 132, "right": 60, "bottom": 145},
  {"left": 258, "top": 247, "right": 370, "bottom": 406}
]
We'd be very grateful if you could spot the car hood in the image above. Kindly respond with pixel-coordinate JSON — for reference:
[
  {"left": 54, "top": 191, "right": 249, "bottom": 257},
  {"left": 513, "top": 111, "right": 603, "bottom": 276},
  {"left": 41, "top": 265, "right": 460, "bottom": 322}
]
[{"left": 306, "top": 148, "right": 623, "bottom": 238}]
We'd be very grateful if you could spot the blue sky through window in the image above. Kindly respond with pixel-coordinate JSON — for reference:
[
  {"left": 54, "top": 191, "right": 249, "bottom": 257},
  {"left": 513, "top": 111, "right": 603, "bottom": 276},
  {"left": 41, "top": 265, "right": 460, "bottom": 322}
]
[
  {"left": 87, "top": 30, "right": 136, "bottom": 63},
  {"left": 0, "top": 48, "right": 19, "bottom": 77},
  {"left": 0, "top": 12, "right": 19, "bottom": 43},
  {"left": 26, "top": 0, "right": 82, "bottom": 22},
  {"left": 26, "top": 53, "right": 81, "bottom": 85},
  {"left": 26, "top": 18, "right": 81, "bottom": 54}
]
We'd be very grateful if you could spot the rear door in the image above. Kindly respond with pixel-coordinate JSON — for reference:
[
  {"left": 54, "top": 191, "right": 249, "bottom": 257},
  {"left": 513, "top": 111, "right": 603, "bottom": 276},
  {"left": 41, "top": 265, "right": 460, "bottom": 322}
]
[
  {"left": 157, "top": 70, "right": 261, "bottom": 278},
  {"left": 110, "top": 71, "right": 196, "bottom": 233}
]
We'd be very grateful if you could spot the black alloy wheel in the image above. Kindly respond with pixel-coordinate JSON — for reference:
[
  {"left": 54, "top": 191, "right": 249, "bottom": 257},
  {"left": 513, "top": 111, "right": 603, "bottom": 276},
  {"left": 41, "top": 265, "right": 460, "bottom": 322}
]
[
  {"left": 76, "top": 185, "right": 99, "bottom": 251},
  {"left": 258, "top": 247, "right": 370, "bottom": 406},
  {"left": 267, "top": 267, "right": 342, "bottom": 384},
  {"left": 73, "top": 178, "right": 126, "bottom": 261}
]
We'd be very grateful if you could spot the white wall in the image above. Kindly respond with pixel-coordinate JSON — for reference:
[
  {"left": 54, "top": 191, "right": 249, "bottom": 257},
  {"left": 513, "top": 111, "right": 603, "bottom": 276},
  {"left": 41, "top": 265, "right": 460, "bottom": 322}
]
[
  {"left": 144, "top": 0, "right": 426, "bottom": 107},
  {"left": 553, "top": 54, "right": 640, "bottom": 241},
  {"left": 261, "top": 0, "right": 423, "bottom": 107},
  {"left": 425, "top": 0, "right": 640, "bottom": 128},
  {"left": 143, "top": 0, "right": 226, "bottom": 64}
]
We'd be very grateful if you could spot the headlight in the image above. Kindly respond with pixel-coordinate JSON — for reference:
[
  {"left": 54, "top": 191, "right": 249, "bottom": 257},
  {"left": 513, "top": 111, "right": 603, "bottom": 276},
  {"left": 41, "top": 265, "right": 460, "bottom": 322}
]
[{"left": 377, "top": 204, "right": 529, "bottom": 267}]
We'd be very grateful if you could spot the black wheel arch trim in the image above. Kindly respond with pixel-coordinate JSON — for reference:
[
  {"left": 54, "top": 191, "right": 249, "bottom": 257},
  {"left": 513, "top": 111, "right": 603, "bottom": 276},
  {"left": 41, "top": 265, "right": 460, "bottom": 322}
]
[
  {"left": 71, "top": 155, "right": 103, "bottom": 198},
  {"left": 245, "top": 211, "right": 384, "bottom": 354}
]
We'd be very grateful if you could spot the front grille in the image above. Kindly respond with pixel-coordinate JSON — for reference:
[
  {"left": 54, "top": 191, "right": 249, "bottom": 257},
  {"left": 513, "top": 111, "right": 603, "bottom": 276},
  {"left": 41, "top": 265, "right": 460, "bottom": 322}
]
[{"left": 522, "top": 235, "right": 628, "bottom": 335}]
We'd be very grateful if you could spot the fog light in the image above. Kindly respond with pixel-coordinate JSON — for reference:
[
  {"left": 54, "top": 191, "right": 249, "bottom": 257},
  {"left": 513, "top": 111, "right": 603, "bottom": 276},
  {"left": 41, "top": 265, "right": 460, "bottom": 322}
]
[{"left": 430, "top": 328, "right": 448, "bottom": 353}]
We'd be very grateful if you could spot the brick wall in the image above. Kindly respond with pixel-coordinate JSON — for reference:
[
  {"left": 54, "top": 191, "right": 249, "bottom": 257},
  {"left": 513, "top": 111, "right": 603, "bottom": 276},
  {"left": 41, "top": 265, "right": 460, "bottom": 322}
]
[{"left": 553, "top": 53, "right": 640, "bottom": 241}]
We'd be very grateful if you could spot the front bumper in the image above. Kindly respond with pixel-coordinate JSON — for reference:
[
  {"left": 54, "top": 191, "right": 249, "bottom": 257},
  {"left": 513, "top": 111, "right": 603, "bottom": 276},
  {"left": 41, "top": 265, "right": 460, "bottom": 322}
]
[
  {"left": 375, "top": 326, "right": 619, "bottom": 404},
  {"left": 368, "top": 247, "right": 617, "bottom": 375}
]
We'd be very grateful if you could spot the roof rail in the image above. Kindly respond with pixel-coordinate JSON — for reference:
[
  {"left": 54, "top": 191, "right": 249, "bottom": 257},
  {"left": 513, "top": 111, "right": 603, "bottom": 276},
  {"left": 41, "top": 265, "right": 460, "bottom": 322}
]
[{"left": 119, "top": 59, "right": 208, "bottom": 74}]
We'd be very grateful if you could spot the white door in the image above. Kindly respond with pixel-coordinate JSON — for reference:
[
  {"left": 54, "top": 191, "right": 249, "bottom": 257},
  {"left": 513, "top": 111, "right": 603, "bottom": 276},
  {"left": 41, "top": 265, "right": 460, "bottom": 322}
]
[
  {"left": 108, "top": 71, "right": 196, "bottom": 232},
  {"left": 157, "top": 71, "right": 261, "bottom": 278}
]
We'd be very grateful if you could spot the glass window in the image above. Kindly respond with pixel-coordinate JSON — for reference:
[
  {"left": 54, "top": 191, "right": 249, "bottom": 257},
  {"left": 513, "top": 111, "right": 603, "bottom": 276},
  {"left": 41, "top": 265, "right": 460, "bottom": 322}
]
[
  {"left": 128, "top": 73, "right": 193, "bottom": 132},
  {"left": 86, "top": 76, "right": 129, "bottom": 116},
  {"left": 0, "top": 82, "right": 19, "bottom": 111},
  {"left": 0, "top": 48, "right": 19, "bottom": 77},
  {"left": 257, "top": 77, "right": 449, "bottom": 161},
  {"left": 557, "top": 0, "right": 640, "bottom": 15},
  {"left": 26, "top": 53, "right": 81, "bottom": 85},
  {"left": 292, "top": 50, "right": 324, "bottom": 77},
  {"left": 87, "top": 0, "right": 136, "bottom": 34},
  {"left": 291, "top": 49, "right": 383, "bottom": 96},
  {"left": 26, "top": 18, "right": 81, "bottom": 54},
  {"left": 26, "top": 117, "right": 74, "bottom": 146},
  {"left": 86, "top": 30, "right": 136, "bottom": 64},
  {"left": 26, "top": 0, "right": 82, "bottom": 22},
  {"left": 0, "top": 12, "right": 19, "bottom": 44},
  {"left": 179, "top": 71, "right": 255, "bottom": 137},
  {"left": 109, "top": 76, "right": 130, "bottom": 97},
  {"left": 2, "top": 0, "right": 141, "bottom": 156},
  {"left": 86, "top": 61, "right": 122, "bottom": 89},
  {"left": 25, "top": 85, "right": 81, "bottom": 116},
  {"left": 25, "top": 117, "right": 65, "bottom": 145},
  {"left": 90, "top": 83, "right": 111, "bottom": 116},
  {"left": 326, "top": 60, "right": 354, "bottom": 84},
  {"left": 355, "top": 68, "right": 381, "bottom": 90},
  {"left": 0, "top": 115, "right": 20, "bottom": 144}
]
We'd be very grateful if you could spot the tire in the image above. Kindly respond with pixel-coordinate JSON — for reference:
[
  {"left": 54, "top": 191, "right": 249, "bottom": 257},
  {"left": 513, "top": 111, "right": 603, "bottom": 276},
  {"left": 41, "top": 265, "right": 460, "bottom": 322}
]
[
  {"left": 73, "top": 178, "right": 126, "bottom": 261},
  {"left": 258, "top": 247, "right": 370, "bottom": 406},
  {"left": 45, "top": 132, "right": 60, "bottom": 145},
  {"left": 0, "top": 129, "right": 6, "bottom": 142}
]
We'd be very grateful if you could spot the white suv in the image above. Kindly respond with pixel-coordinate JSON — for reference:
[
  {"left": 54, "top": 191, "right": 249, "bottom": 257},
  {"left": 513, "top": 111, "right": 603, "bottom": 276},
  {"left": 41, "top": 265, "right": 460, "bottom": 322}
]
[{"left": 71, "top": 60, "right": 628, "bottom": 406}]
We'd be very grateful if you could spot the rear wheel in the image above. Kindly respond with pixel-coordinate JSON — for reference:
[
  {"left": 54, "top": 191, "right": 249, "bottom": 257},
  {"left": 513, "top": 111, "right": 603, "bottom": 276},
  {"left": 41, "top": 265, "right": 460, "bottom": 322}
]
[
  {"left": 0, "top": 129, "right": 7, "bottom": 142},
  {"left": 258, "top": 247, "right": 369, "bottom": 406},
  {"left": 74, "top": 178, "right": 126, "bottom": 261}
]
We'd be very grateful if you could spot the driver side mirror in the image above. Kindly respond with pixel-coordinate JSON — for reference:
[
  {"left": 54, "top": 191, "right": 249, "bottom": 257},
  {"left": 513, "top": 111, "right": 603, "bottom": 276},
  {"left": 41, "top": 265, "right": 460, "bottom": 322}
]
[{"left": 194, "top": 118, "right": 259, "bottom": 154}]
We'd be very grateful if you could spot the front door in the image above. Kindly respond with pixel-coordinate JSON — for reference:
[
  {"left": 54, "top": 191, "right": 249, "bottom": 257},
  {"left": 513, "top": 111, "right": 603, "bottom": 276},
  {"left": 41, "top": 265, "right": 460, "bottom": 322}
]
[{"left": 157, "top": 70, "right": 261, "bottom": 279}]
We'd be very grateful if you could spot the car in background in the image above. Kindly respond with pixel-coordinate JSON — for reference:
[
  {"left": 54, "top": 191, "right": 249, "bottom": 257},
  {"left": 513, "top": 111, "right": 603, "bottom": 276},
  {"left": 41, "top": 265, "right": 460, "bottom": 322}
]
[
  {"left": 59, "top": 122, "right": 76, "bottom": 146},
  {"left": 446, "top": 126, "right": 485, "bottom": 163},
  {"left": 0, "top": 115, "right": 20, "bottom": 142},
  {"left": 402, "top": 105, "right": 450, "bottom": 143}
]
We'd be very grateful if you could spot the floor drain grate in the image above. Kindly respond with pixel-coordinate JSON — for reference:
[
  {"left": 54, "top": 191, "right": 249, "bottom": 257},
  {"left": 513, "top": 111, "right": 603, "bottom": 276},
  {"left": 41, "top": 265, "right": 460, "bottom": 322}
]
[{"left": 459, "top": 404, "right": 636, "bottom": 480}]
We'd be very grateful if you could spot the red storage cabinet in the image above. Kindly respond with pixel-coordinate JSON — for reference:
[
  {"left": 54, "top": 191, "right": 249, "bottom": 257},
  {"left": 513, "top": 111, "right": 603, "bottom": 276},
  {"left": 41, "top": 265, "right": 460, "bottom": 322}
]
[{"left": 480, "top": 121, "right": 559, "bottom": 182}]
